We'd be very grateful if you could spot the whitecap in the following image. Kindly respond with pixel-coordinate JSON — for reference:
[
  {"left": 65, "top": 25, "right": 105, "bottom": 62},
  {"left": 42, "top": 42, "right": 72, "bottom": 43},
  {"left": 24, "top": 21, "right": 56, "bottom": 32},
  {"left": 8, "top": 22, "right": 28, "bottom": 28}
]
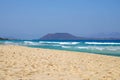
[
  {"left": 59, "top": 42, "right": 79, "bottom": 45},
  {"left": 77, "top": 46, "right": 89, "bottom": 49},
  {"left": 85, "top": 42, "right": 120, "bottom": 45},
  {"left": 24, "top": 41, "right": 40, "bottom": 45},
  {"left": 61, "top": 46, "right": 71, "bottom": 48},
  {"left": 4, "top": 41, "right": 19, "bottom": 45},
  {"left": 39, "top": 41, "right": 59, "bottom": 44}
]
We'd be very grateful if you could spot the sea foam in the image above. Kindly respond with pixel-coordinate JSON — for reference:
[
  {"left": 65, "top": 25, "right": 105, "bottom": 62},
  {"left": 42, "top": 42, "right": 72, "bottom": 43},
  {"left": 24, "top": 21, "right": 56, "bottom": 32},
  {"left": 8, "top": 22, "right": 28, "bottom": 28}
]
[
  {"left": 85, "top": 42, "right": 120, "bottom": 45},
  {"left": 1, "top": 40, "right": 120, "bottom": 56},
  {"left": 59, "top": 42, "right": 79, "bottom": 45}
]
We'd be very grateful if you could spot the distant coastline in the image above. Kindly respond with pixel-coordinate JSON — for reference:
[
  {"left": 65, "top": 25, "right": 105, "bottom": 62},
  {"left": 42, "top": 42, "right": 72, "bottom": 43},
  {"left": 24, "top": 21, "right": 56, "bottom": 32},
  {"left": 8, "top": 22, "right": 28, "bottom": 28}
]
[
  {"left": 1, "top": 33, "right": 120, "bottom": 40},
  {"left": 0, "top": 37, "right": 9, "bottom": 40}
]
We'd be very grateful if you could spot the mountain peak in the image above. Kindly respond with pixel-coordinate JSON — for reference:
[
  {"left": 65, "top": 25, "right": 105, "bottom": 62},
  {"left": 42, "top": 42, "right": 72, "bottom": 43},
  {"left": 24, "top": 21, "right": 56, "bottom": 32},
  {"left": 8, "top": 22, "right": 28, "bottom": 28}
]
[{"left": 40, "top": 33, "right": 80, "bottom": 40}]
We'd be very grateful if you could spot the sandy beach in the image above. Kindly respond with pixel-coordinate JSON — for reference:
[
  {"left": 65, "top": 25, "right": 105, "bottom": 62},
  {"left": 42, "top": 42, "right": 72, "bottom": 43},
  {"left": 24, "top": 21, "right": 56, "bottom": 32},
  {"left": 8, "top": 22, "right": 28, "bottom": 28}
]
[{"left": 0, "top": 45, "right": 120, "bottom": 80}]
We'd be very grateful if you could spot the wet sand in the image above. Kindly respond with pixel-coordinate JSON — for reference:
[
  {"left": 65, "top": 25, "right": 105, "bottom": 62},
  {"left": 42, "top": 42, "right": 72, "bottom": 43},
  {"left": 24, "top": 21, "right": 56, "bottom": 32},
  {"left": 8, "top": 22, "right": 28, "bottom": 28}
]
[{"left": 0, "top": 45, "right": 120, "bottom": 80}]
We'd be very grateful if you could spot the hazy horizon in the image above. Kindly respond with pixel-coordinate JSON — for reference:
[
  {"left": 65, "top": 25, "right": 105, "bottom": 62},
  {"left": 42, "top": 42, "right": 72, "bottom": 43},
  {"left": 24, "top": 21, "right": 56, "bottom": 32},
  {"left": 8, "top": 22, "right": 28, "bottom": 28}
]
[{"left": 0, "top": 0, "right": 120, "bottom": 39}]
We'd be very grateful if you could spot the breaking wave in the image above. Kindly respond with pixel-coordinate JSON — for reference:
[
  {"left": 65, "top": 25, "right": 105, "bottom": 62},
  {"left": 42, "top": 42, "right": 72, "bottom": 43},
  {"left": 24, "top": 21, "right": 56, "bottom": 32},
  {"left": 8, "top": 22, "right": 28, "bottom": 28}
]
[
  {"left": 59, "top": 42, "right": 79, "bottom": 45},
  {"left": 77, "top": 46, "right": 120, "bottom": 51},
  {"left": 61, "top": 46, "right": 72, "bottom": 48},
  {"left": 85, "top": 42, "right": 120, "bottom": 45},
  {"left": 23, "top": 41, "right": 41, "bottom": 45},
  {"left": 1, "top": 40, "right": 120, "bottom": 56},
  {"left": 4, "top": 41, "right": 19, "bottom": 45}
]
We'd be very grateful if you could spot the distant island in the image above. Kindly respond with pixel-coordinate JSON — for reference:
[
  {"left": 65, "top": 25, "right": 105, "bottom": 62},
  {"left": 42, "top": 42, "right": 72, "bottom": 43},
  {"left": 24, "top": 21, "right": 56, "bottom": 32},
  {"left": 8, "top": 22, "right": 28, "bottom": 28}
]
[
  {"left": 0, "top": 33, "right": 120, "bottom": 40},
  {"left": 40, "top": 33, "right": 85, "bottom": 40},
  {"left": 40, "top": 33, "right": 120, "bottom": 40}
]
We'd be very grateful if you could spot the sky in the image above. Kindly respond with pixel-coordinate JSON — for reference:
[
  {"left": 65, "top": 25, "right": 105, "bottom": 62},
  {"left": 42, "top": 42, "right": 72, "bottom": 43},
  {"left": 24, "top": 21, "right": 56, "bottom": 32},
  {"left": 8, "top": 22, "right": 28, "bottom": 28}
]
[{"left": 0, "top": 0, "right": 120, "bottom": 39}]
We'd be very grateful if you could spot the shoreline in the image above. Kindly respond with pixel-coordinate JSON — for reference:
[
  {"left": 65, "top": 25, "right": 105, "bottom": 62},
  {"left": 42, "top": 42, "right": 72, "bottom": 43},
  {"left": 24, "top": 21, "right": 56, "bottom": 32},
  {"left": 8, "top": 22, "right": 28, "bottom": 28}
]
[
  {"left": 1, "top": 40, "right": 120, "bottom": 57},
  {"left": 28, "top": 46, "right": 120, "bottom": 58},
  {"left": 29, "top": 46, "right": 120, "bottom": 58},
  {"left": 0, "top": 45, "right": 120, "bottom": 80},
  {"left": 2, "top": 44, "right": 120, "bottom": 58},
  {"left": 2, "top": 44, "right": 119, "bottom": 58},
  {"left": 10, "top": 45, "right": 120, "bottom": 57}
]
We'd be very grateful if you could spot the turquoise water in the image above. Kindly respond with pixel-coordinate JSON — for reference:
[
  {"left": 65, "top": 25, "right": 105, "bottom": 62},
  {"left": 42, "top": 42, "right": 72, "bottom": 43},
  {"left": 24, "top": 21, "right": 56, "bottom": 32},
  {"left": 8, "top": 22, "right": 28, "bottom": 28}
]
[{"left": 0, "top": 40, "right": 120, "bottom": 57}]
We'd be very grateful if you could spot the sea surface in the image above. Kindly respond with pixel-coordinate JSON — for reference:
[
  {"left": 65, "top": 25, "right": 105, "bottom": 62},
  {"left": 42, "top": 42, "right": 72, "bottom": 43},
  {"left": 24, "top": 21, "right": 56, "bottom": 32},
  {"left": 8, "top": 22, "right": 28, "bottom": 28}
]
[{"left": 0, "top": 40, "right": 120, "bottom": 57}]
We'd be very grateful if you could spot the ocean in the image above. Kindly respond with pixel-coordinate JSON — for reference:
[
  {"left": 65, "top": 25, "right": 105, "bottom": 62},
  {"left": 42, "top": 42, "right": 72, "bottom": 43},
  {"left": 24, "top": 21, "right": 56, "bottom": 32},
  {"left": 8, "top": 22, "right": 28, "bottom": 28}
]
[{"left": 0, "top": 40, "right": 120, "bottom": 57}]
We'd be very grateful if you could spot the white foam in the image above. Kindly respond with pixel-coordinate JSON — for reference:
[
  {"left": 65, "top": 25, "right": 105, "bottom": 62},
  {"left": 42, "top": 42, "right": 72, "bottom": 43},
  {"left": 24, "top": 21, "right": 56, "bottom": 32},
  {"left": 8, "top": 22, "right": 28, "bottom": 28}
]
[
  {"left": 85, "top": 42, "right": 120, "bottom": 45},
  {"left": 71, "top": 42, "right": 80, "bottom": 44},
  {"left": 4, "top": 41, "right": 19, "bottom": 45},
  {"left": 77, "top": 46, "right": 89, "bottom": 49},
  {"left": 59, "top": 42, "right": 79, "bottom": 45},
  {"left": 77, "top": 46, "right": 120, "bottom": 51},
  {"left": 61, "top": 46, "right": 71, "bottom": 48},
  {"left": 77, "top": 46, "right": 105, "bottom": 51},
  {"left": 52, "top": 45, "right": 61, "bottom": 46},
  {"left": 104, "top": 47, "right": 120, "bottom": 51},
  {"left": 24, "top": 41, "right": 40, "bottom": 45},
  {"left": 92, "top": 47, "right": 104, "bottom": 51},
  {"left": 39, "top": 41, "right": 59, "bottom": 44}
]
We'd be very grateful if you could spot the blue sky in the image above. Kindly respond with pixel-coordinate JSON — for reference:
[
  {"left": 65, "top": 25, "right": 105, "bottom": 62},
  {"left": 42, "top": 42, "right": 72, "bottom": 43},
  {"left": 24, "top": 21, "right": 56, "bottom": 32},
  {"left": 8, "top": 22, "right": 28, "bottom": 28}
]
[{"left": 0, "top": 0, "right": 120, "bottom": 39}]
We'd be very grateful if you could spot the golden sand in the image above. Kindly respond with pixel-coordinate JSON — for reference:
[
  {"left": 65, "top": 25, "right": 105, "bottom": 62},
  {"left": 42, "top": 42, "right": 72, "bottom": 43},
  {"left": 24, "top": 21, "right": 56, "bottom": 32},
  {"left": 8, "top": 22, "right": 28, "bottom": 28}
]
[{"left": 0, "top": 45, "right": 120, "bottom": 80}]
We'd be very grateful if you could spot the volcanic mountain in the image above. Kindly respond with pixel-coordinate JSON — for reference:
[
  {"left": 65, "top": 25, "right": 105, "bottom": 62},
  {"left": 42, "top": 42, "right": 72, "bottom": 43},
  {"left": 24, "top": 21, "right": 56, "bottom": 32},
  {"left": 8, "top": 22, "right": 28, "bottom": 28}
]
[{"left": 40, "top": 33, "right": 84, "bottom": 40}]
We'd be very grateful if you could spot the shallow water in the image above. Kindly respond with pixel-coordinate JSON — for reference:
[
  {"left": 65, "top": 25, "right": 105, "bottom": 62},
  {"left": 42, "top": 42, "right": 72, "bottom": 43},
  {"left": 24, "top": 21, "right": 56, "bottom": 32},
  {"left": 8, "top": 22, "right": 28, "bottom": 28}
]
[{"left": 0, "top": 40, "right": 120, "bottom": 57}]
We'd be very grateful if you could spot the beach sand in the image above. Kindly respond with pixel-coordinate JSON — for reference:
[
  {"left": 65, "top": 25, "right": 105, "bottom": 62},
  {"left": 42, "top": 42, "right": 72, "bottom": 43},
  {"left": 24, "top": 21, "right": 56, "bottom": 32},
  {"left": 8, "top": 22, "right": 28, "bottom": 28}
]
[{"left": 0, "top": 45, "right": 120, "bottom": 80}]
